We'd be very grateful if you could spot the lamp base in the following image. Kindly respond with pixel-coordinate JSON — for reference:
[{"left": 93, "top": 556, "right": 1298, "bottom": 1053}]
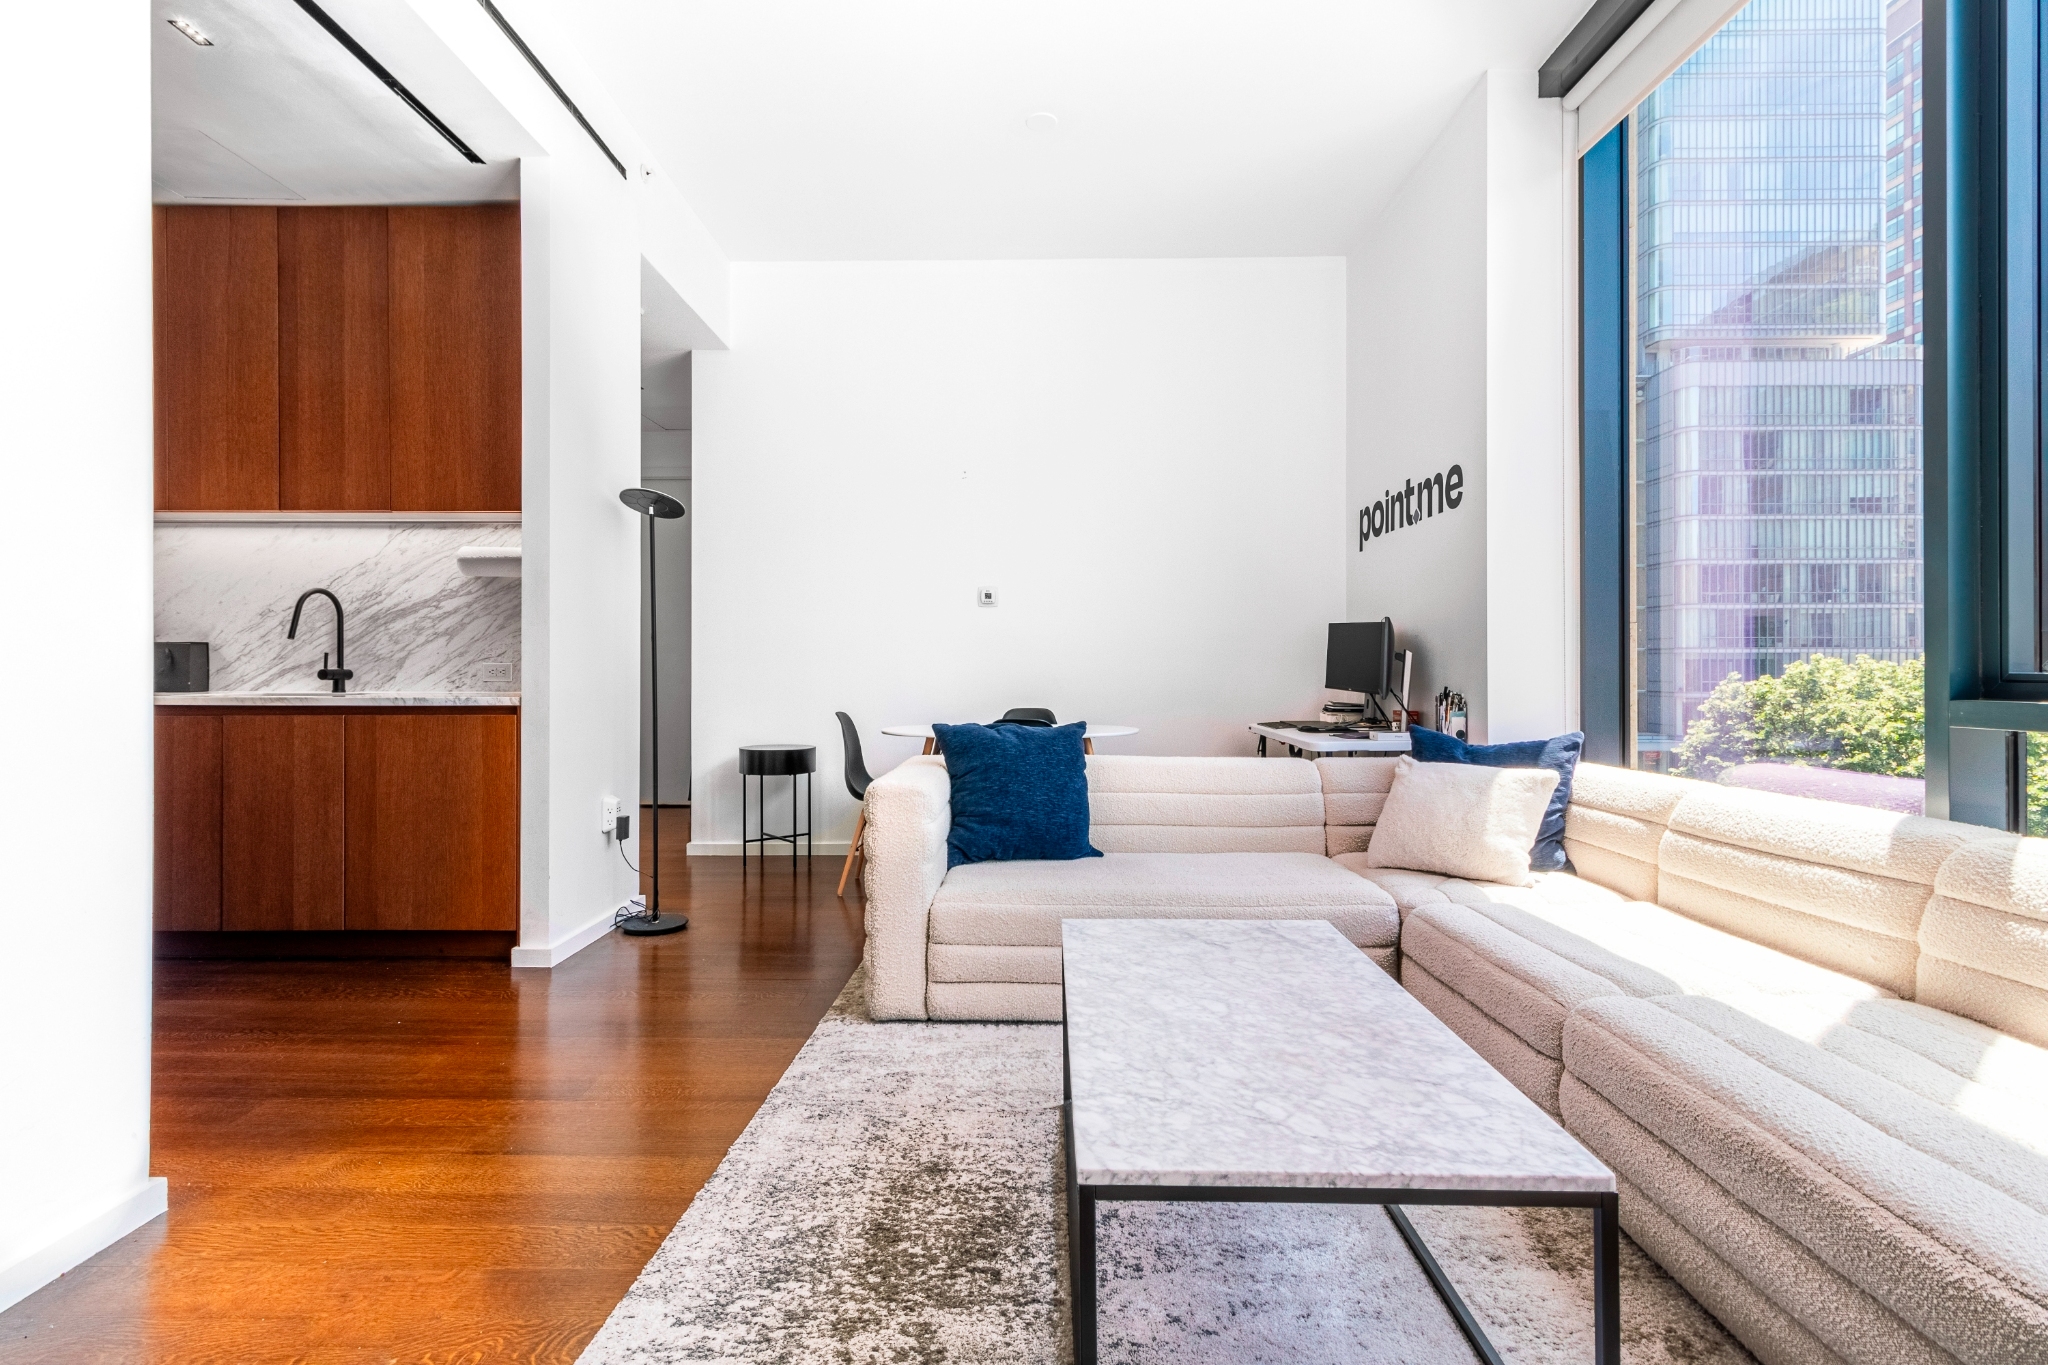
[{"left": 620, "top": 911, "right": 689, "bottom": 936}]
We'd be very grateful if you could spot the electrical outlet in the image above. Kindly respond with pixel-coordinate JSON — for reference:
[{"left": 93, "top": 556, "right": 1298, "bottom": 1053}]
[
  {"left": 601, "top": 795, "right": 622, "bottom": 835},
  {"left": 978, "top": 587, "right": 998, "bottom": 607},
  {"left": 480, "top": 662, "right": 514, "bottom": 684}
]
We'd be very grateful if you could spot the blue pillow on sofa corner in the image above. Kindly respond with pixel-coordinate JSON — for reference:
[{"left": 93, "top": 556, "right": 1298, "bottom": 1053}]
[
  {"left": 932, "top": 721, "right": 1103, "bottom": 869},
  {"left": 1408, "top": 725, "right": 1584, "bottom": 872}
]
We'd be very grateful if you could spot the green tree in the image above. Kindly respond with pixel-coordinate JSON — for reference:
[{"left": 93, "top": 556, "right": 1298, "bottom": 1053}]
[
  {"left": 2028, "top": 734, "right": 2048, "bottom": 837},
  {"left": 1671, "top": 654, "right": 1925, "bottom": 782}
]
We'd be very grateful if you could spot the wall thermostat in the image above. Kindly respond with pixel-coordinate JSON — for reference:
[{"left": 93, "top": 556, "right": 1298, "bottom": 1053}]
[{"left": 978, "top": 587, "right": 998, "bottom": 607}]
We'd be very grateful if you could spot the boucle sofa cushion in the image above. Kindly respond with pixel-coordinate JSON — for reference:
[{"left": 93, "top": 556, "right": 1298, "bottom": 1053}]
[
  {"left": 1385, "top": 884, "right": 1887, "bottom": 1114},
  {"left": 1317, "top": 756, "right": 1399, "bottom": 856},
  {"left": 926, "top": 851, "right": 1399, "bottom": 949},
  {"left": 926, "top": 981, "right": 1064, "bottom": 1022},
  {"left": 1365, "top": 756, "right": 1558, "bottom": 886},
  {"left": 1330, "top": 861, "right": 1619, "bottom": 917},
  {"left": 1922, "top": 832, "right": 2048, "bottom": 1047},
  {"left": 1085, "top": 755, "right": 1325, "bottom": 854},
  {"left": 1659, "top": 786, "right": 1995, "bottom": 997},
  {"left": 1563, "top": 995, "right": 2048, "bottom": 1363},
  {"left": 1567, "top": 1080, "right": 1943, "bottom": 1365},
  {"left": 1562, "top": 763, "right": 1699, "bottom": 901},
  {"left": 1331, "top": 861, "right": 1457, "bottom": 914}
]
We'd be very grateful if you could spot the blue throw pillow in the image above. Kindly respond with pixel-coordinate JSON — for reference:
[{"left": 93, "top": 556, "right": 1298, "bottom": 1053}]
[
  {"left": 933, "top": 721, "right": 1103, "bottom": 869},
  {"left": 1409, "top": 726, "right": 1584, "bottom": 872}
]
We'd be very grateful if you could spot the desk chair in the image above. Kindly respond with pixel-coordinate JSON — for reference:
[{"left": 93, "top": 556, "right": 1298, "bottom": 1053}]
[
  {"left": 992, "top": 708, "right": 1057, "bottom": 727},
  {"left": 835, "top": 712, "right": 874, "bottom": 897}
]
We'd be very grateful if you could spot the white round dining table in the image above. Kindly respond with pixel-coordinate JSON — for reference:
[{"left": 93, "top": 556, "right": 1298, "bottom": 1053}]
[{"left": 881, "top": 723, "right": 1139, "bottom": 755}]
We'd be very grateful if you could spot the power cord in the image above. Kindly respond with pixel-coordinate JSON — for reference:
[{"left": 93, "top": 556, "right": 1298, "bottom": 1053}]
[{"left": 612, "top": 816, "right": 646, "bottom": 927}]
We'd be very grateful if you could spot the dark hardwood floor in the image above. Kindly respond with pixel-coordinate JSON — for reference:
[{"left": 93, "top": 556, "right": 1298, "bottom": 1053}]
[{"left": 0, "top": 810, "right": 866, "bottom": 1364}]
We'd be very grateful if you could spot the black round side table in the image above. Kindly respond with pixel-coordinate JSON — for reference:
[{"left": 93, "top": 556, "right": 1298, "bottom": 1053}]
[{"left": 740, "top": 744, "right": 816, "bottom": 868}]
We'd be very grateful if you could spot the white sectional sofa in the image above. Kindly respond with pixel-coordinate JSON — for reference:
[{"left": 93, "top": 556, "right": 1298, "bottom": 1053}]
[{"left": 857, "top": 752, "right": 2048, "bottom": 1365}]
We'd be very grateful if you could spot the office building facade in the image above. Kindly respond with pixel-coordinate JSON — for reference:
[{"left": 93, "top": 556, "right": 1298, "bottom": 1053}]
[{"left": 1633, "top": 0, "right": 1924, "bottom": 764}]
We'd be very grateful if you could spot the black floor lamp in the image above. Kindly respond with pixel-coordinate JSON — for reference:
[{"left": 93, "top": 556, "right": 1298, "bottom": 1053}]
[{"left": 620, "top": 487, "right": 689, "bottom": 935}]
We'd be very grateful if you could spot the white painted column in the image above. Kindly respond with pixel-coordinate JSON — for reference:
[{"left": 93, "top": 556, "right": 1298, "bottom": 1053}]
[{"left": 1483, "top": 71, "right": 1573, "bottom": 742}]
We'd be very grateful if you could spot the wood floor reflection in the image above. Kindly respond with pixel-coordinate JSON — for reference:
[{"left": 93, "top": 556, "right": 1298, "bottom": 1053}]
[{"left": 0, "top": 809, "right": 866, "bottom": 1364}]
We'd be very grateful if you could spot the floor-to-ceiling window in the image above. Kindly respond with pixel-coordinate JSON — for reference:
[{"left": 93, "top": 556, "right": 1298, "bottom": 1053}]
[{"left": 1627, "top": 0, "right": 1926, "bottom": 814}]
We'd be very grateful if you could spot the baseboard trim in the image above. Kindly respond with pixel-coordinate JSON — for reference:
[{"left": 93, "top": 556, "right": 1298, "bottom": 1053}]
[
  {"left": 155, "top": 930, "right": 515, "bottom": 960},
  {"left": 510, "top": 903, "right": 622, "bottom": 969},
  {"left": 0, "top": 1176, "right": 168, "bottom": 1315},
  {"left": 684, "top": 840, "right": 852, "bottom": 857}
]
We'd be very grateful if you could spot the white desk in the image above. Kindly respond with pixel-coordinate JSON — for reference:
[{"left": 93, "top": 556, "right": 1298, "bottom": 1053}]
[
  {"left": 882, "top": 723, "right": 1138, "bottom": 755},
  {"left": 1249, "top": 722, "right": 1411, "bottom": 758}
]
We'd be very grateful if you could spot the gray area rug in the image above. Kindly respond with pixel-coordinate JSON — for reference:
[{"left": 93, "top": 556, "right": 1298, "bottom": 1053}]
[{"left": 579, "top": 971, "right": 1753, "bottom": 1364}]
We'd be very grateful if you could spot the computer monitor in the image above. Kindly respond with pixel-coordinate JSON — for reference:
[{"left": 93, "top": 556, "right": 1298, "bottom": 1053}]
[{"left": 1325, "top": 619, "right": 1394, "bottom": 697}]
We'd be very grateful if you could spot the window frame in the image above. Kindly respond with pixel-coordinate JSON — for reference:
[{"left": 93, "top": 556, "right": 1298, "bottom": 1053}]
[
  {"left": 1580, "top": 122, "right": 1630, "bottom": 767},
  {"left": 1931, "top": 0, "right": 2048, "bottom": 824},
  {"left": 1573, "top": 0, "right": 2048, "bottom": 827}
]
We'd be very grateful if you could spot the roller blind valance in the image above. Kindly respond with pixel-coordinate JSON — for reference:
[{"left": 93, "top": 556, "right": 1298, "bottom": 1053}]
[{"left": 1562, "top": 0, "right": 1755, "bottom": 151}]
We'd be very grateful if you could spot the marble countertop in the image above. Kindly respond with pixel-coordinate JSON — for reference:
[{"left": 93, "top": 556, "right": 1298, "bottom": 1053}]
[
  {"left": 155, "top": 691, "right": 520, "bottom": 707},
  {"left": 1061, "top": 919, "right": 1615, "bottom": 1194}
]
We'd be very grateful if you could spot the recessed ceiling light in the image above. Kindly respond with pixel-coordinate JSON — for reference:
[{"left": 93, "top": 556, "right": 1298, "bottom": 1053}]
[
  {"left": 167, "top": 16, "right": 214, "bottom": 45},
  {"left": 1024, "top": 111, "right": 1060, "bottom": 133}
]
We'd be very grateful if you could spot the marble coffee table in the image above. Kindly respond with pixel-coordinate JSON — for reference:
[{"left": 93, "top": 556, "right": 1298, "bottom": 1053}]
[{"left": 1061, "top": 919, "right": 1620, "bottom": 1365}]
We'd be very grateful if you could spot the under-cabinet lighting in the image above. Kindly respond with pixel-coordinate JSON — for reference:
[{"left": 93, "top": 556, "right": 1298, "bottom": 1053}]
[{"left": 167, "top": 17, "right": 214, "bottom": 45}]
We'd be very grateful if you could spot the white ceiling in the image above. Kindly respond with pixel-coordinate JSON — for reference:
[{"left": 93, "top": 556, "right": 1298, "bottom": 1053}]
[
  {"left": 561, "top": 0, "right": 1591, "bottom": 260},
  {"left": 152, "top": 0, "right": 522, "bottom": 204}
]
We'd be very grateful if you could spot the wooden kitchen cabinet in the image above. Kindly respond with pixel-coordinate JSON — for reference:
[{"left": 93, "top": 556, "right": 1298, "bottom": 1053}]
[
  {"left": 344, "top": 713, "right": 519, "bottom": 931},
  {"left": 154, "top": 714, "right": 223, "bottom": 930},
  {"left": 154, "top": 206, "right": 279, "bottom": 510},
  {"left": 388, "top": 205, "right": 522, "bottom": 512},
  {"left": 221, "top": 714, "right": 345, "bottom": 931},
  {"left": 154, "top": 203, "right": 519, "bottom": 513},
  {"left": 279, "top": 207, "right": 391, "bottom": 511},
  {"left": 156, "top": 708, "right": 517, "bottom": 938}
]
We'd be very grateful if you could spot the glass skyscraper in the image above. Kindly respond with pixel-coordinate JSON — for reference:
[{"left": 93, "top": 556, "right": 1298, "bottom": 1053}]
[{"left": 1632, "top": 0, "right": 1924, "bottom": 765}]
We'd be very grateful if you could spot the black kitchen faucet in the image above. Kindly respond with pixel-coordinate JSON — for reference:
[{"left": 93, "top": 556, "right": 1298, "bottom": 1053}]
[{"left": 287, "top": 588, "right": 354, "bottom": 694}]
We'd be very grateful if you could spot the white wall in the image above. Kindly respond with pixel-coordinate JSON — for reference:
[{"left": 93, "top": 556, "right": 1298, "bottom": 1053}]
[
  {"left": 1347, "top": 82, "right": 1491, "bottom": 733},
  {"left": 0, "top": 6, "right": 166, "bottom": 1314},
  {"left": 638, "top": 475, "right": 691, "bottom": 802},
  {"left": 691, "top": 258, "right": 1348, "bottom": 852},
  {"left": 1346, "top": 72, "right": 1572, "bottom": 743}
]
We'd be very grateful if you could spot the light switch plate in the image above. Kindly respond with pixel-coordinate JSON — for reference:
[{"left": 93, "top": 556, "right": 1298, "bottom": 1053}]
[{"left": 480, "top": 662, "right": 514, "bottom": 683}]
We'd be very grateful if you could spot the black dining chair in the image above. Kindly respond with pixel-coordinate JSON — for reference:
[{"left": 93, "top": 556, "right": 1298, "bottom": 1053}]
[
  {"left": 991, "top": 708, "right": 1058, "bottom": 727},
  {"left": 835, "top": 712, "right": 875, "bottom": 897}
]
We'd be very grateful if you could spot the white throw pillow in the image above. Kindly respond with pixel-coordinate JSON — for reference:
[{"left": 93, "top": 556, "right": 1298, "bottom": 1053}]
[{"left": 1364, "top": 756, "right": 1560, "bottom": 887}]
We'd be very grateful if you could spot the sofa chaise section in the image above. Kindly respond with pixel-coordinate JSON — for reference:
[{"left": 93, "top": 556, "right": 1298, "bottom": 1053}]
[
  {"left": 1564, "top": 993, "right": 2048, "bottom": 1365},
  {"left": 1396, "top": 762, "right": 2043, "bottom": 1364},
  {"left": 1386, "top": 873, "right": 1890, "bottom": 1116}
]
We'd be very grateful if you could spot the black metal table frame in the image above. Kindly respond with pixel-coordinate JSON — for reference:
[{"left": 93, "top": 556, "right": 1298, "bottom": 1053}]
[
  {"left": 741, "top": 770, "right": 811, "bottom": 867},
  {"left": 1062, "top": 1018, "right": 1620, "bottom": 1365}
]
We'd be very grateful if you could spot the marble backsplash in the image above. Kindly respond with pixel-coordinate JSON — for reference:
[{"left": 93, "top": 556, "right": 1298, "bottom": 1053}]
[{"left": 155, "top": 522, "right": 520, "bottom": 694}]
